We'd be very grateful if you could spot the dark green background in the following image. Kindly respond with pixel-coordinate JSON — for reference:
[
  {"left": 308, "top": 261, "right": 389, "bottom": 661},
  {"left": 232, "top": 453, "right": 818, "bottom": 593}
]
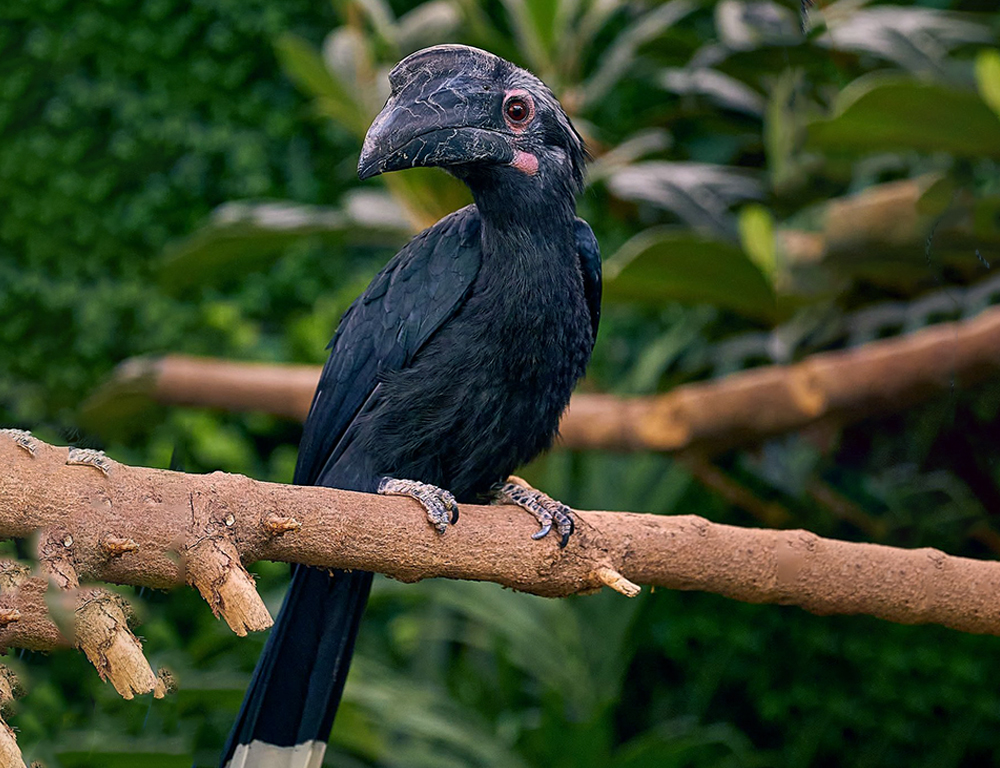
[{"left": 2, "top": 0, "right": 1000, "bottom": 766}]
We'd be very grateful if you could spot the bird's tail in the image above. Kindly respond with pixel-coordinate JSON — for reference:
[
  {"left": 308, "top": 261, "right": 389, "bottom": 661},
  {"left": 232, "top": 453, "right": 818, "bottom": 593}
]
[{"left": 220, "top": 565, "right": 374, "bottom": 768}]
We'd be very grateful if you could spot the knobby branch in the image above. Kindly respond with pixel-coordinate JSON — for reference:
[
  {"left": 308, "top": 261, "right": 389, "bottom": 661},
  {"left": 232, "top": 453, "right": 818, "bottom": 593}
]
[{"left": 2, "top": 432, "right": 1000, "bottom": 671}]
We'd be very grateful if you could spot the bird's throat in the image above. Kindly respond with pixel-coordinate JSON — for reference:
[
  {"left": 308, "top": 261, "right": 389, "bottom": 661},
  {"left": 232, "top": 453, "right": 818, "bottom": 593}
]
[{"left": 477, "top": 204, "right": 576, "bottom": 273}]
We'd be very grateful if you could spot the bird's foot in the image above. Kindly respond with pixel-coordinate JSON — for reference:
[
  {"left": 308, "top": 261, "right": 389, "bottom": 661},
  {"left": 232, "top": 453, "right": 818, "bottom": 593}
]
[
  {"left": 493, "top": 477, "right": 575, "bottom": 548},
  {"left": 1, "top": 429, "right": 37, "bottom": 455},
  {"left": 378, "top": 477, "right": 459, "bottom": 534}
]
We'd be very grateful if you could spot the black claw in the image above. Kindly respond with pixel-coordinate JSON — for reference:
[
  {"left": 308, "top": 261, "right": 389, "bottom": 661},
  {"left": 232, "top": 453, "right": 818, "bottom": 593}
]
[
  {"left": 532, "top": 523, "right": 552, "bottom": 540},
  {"left": 451, "top": 505, "right": 459, "bottom": 524},
  {"left": 559, "top": 531, "right": 570, "bottom": 548}
]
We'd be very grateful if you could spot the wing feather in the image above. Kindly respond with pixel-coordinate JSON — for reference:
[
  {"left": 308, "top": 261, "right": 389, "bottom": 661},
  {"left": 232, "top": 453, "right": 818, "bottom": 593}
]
[
  {"left": 574, "top": 218, "right": 602, "bottom": 346},
  {"left": 295, "top": 206, "right": 482, "bottom": 487}
]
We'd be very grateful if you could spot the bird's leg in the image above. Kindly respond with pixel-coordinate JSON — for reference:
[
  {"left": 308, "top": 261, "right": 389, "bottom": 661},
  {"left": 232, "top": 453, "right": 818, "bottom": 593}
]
[
  {"left": 378, "top": 477, "right": 459, "bottom": 534},
  {"left": 493, "top": 476, "right": 575, "bottom": 548}
]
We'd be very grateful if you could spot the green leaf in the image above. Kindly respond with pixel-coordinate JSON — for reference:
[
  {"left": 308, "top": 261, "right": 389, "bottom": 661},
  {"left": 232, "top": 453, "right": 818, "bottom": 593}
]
[
  {"left": 622, "top": 310, "right": 710, "bottom": 394},
  {"left": 611, "top": 720, "right": 753, "bottom": 768},
  {"left": 158, "top": 198, "right": 410, "bottom": 293},
  {"left": 764, "top": 68, "right": 815, "bottom": 195},
  {"left": 973, "top": 196, "right": 1000, "bottom": 242},
  {"left": 819, "top": 8, "right": 991, "bottom": 73},
  {"left": 805, "top": 74, "right": 1000, "bottom": 158},
  {"left": 57, "top": 753, "right": 191, "bottom": 768},
  {"left": 342, "top": 656, "right": 531, "bottom": 768},
  {"left": 500, "top": 0, "right": 553, "bottom": 72},
  {"left": 916, "top": 174, "right": 956, "bottom": 217},
  {"left": 579, "top": 0, "right": 695, "bottom": 109},
  {"left": 274, "top": 32, "right": 369, "bottom": 137},
  {"left": 525, "top": 0, "right": 561, "bottom": 60},
  {"left": 603, "top": 227, "right": 777, "bottom": 320},
  {"left": 55, "top": 738, "right": 192, "bottom": 768},
  {"left": 975, "top": 48, "right": 1000, "bottom": 119},
  {"left": 738, "top": 204, "right": 777, "bottom": 278},
  {"left": 382, "top": 167, "right": 474, "bottom": 231}
]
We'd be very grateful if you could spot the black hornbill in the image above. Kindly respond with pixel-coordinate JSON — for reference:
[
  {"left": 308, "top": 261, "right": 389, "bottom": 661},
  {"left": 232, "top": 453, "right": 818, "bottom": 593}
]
[{"left": 221, "top": 44, "right": 601, "bottom": 767}]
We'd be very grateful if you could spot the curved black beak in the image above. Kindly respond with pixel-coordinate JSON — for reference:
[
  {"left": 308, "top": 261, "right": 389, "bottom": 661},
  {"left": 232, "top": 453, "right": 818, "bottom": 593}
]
[{"left": 358, "top": 50, "right": 513, "bottom": 180}]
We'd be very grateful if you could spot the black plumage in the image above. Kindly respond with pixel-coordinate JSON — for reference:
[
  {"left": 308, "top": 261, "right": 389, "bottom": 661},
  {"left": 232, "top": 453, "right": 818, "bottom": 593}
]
[{"left": 222, "top": 44, "right": 600, "bottom": 767}]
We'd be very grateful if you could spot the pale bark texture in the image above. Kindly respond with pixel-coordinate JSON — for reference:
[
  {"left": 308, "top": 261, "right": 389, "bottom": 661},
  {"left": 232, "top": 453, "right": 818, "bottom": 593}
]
[
  {"left": 0, "top": 665, "right": 23, "bottom": 768},
  {"left": 5, "top": 430, "right": 1000, "bottom": 758},
  {"left": 3, "top": 434, "right": 1000, "bottom": 643}
]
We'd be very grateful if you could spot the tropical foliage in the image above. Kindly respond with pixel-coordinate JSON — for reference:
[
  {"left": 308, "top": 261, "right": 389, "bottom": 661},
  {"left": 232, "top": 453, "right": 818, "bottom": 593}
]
[{"left": 2, "top": 0, "right": 1000, "bottom": 766}]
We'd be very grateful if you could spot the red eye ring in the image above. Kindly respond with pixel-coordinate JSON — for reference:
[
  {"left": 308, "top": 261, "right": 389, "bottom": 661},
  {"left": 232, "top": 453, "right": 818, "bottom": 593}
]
[{"left": 504, "top": 95, "right": 532, "bottom": 126}]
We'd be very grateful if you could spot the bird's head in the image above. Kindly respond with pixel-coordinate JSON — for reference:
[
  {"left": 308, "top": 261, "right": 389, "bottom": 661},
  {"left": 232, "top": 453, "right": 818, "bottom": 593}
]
[{"left": 358, "top": 45, "right": 586, "bottom": 203}]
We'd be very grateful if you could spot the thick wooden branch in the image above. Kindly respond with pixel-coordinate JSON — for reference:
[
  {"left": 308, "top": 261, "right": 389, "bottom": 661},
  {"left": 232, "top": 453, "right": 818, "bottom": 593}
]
[
  {"left": 3, "top": 434, "right": 1000, "bottom": 644},
  {"left": 0, "top": 556, "right": 163, "bottom": 700},
  {"left": 0, "top": 665, "right": 24, "bottom": 768},
  {"left": 86, "top": 304, "right": 1000, "bottom": 453}
]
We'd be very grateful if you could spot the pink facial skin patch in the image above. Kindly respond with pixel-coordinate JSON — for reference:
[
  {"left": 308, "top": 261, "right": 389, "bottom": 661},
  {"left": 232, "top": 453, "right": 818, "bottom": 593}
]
[{"left": 512, "top": 150, "right": 539, "bottom": 175}]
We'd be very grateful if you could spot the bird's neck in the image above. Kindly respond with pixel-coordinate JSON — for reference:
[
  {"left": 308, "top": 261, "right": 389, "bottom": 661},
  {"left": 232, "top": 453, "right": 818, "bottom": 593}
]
[{"left": 470, "top": 182, "right": 578, "bottom": 262}]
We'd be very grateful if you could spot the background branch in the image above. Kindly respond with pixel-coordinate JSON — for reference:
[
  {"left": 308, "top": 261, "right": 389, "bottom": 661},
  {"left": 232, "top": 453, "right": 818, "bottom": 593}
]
[{"left": 84, "top": 304, "right": 1000, "bottom": 454}]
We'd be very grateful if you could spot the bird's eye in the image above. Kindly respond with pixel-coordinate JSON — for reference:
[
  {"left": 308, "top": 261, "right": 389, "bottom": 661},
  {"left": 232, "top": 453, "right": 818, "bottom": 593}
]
[{"left": 505, "top": 98, "right": 530, "bottom": 124}]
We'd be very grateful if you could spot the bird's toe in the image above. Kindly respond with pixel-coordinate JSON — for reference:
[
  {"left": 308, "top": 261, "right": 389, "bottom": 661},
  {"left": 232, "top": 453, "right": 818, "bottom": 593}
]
[
  {"left": 378, "top": 477, "right": 460, "bottom": 534},
  {"left": 495, "top": 480, "right": 576, "bottom": 547},
  {"left": 553, "top": 506, "right": 575, "bottom": 549}
]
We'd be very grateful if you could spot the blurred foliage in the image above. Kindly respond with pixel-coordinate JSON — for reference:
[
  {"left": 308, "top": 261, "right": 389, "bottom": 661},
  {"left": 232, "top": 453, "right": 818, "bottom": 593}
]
[{"left": 3, "top": 0, "right": 1000, "bottom": 767}]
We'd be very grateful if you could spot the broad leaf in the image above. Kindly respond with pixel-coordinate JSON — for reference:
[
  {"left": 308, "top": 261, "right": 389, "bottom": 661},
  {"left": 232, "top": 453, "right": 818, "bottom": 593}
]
[
  {"left": 818, "top": 8, "right": 991, "bottom": 74},
  {"left": 805, "top": 74, "right": 1000, "bottom": 158},
  {"left": 660, "top": 67, "right": 766, "bottom": 117},
  {"left": 603, "top": 227, "right": 777, "bottom": 320},
  {"left": 275, "top": 32, "right": 369, "bottom": 137},
  {"left": 579, "top": 0, "right": 696, "bottom": 109},
  {"left": 395, "top": 0, "right": 463, "bottom": 54},
  {"left": 158, "top": 197, "right": 410, "bottom": 293},
  {"left": 738, "top": 203, "right": 777, "bottom": 277},
  {"left": 383, "top": 168, "right": 474, "bottom": 231},
  {"left": 586, "top": 128, "right": 673, "bottom": 184},
  {"left": 976, "top": 48, "right": 1000, "bottom": 119},
  {"left": 715, "top": 0, "right": 801, "bottom": 51},
  {"left": 606, "top": 162, "right": 763, "bottom": 238}
]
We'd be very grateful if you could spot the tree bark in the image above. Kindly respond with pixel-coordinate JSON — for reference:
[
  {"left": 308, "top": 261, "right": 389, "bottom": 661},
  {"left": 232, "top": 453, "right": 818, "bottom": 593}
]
[
  {"left": 0, "top": 666, "right": 24, "bottom": 768},
  {"left": 3, "top": 433, "right": 1000, "bottom": 644}
]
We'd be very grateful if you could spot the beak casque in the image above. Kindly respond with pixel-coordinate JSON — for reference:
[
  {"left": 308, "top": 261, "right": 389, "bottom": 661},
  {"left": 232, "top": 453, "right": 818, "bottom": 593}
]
[{"left": 357, "top": 45, "right": 515, "bottom": 180}]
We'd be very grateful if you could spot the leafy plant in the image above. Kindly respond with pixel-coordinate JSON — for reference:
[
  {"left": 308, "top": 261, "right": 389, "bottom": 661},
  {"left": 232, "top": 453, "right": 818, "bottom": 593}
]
[{"left": 5, "top": 1, "right": 1000, "bottom": 767}]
